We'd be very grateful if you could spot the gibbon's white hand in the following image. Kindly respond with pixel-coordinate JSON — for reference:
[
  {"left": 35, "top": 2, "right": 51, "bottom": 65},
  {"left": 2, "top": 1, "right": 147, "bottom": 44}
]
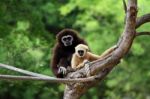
[{"left": 58, "top": 66, "right": 67, "bottom": 75}]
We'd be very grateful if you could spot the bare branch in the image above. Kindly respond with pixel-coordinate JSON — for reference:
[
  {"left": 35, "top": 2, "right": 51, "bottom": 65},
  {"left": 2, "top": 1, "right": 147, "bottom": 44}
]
[
  {"left": 136, "top": 32, "right": 150, "bottom": 36},
  {"left": 123, "top": 0, "right": 127, "bottom": 24},
  {"left": 123, "top": 0, "right": 127, "bottom": 13},
  {"left": 136, "top": 13, "right": 150, "bottom": 28},
  {"left": 0, "top": 74, "right": 100, "bottom": 83},
  {"left": 0, "top": 63, "right": 51, "bottom": 78}
]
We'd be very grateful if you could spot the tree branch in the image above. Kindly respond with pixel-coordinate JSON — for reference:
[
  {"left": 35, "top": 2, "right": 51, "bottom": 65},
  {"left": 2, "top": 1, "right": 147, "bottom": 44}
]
[
  {"left": 0, "top": 74, "right": 102, "bottom": 83},
  {"left": 0, "top": 63, "right": 110, "bottom": 83},
  {"left": 0, "top": 63, "right": 51, "bottom": 78},
  {"left": 136, "top": 13, "right": 150, "bottom": 28},
  {"left": 64, "top": 0, "right": 138, "bottom": 99},
  {"left": 123, "top": 0, "right": 127, "bottom": 24},
  {"left": 136, "top": 32, "right": 150, "bottom": 36},
  {"left": 90, "top": 0, "right": 137, "bottom": 76},
  {"left": 123, "top": 0, "right": 127, "bottom": 13}
]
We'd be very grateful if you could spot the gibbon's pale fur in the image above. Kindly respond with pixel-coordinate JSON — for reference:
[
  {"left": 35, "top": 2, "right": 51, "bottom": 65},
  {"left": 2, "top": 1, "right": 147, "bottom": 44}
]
[{"left": 71, "top": 44, "right": 116, "bottom": 70}]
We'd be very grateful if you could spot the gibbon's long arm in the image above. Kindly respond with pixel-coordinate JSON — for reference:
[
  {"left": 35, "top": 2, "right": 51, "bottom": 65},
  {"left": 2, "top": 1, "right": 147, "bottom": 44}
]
[{"left": 51, "top": 49, "right": 60, "bottom": 77}]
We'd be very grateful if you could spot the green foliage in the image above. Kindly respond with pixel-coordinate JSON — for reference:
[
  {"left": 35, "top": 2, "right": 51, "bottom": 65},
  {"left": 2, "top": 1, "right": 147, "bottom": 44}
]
[{"left": 0, "top": 0, "right": 150, "bottom": 99}]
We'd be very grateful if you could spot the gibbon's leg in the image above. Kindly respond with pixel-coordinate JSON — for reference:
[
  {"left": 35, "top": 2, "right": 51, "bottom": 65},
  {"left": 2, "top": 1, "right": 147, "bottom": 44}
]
[
  {"left": 99, "top": 45, "right": 117, "bottom": 59},
  {"left": 87, "top": 52, "right": 101, "bottom": 61}
]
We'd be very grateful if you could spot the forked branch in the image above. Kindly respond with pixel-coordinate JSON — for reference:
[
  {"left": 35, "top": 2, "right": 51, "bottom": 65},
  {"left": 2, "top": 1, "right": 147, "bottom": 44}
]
[{"left": 63, "top": 0, "right": 138, "bottom": 99}]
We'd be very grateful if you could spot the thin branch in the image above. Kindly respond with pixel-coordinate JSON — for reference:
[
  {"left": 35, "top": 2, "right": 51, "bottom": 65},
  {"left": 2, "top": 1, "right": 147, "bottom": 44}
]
[
  {"left": 136, "top": 32, "right": 150, "bottom": 36},
  {"left": 0, "top": 74, "right": 100, "bottom": 83},
  {"left": 136, "top": 13, "right": 150, "bottom": 28},
  {"left": 0, "top": 63, "right": 51, "bottom": 78},
  {"left": 123, "top": 0, "right": 127, "bottom": 24},
  {"left": 123, "top": 0, "right": 127, "bottom": 13}
]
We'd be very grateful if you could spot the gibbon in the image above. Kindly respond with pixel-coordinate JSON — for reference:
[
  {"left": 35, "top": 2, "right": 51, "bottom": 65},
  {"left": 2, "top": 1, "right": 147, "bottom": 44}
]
[
  {"left": 51, "top": 29, "right": 88, "bottom": 78},
  {"left": 71, "top": 44, "right": 117, "bottom": 70}
]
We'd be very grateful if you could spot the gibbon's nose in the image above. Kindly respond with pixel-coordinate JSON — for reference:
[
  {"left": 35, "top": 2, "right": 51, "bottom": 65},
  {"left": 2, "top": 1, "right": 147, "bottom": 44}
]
[{"left": 78, "top": 50, "right": 84, "bottom": 56}]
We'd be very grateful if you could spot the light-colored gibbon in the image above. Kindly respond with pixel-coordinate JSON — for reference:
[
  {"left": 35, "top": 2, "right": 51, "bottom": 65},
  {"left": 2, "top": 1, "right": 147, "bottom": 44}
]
[{"left": 71, "top": 44, "right": 117, "bottom": 70}]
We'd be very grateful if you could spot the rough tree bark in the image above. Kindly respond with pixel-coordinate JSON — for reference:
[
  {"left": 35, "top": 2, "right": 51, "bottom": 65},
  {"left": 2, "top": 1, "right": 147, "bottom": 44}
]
[{"left": 63, "top": 0, "right": 138, "bottom": 99}]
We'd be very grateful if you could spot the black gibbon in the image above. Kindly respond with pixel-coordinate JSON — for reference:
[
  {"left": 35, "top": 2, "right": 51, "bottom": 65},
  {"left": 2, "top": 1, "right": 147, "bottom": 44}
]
[
  {"left": 71, "top": 44, "right": 117, "bottom": 70},
  {"left": 51, "top": 29, "right": 88, "bottom": 78}
]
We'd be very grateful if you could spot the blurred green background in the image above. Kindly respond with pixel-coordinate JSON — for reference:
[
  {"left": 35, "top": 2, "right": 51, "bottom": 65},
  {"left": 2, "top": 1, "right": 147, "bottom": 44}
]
[{"left": 0, "top": 0, "right": 150, "bottom": 99}]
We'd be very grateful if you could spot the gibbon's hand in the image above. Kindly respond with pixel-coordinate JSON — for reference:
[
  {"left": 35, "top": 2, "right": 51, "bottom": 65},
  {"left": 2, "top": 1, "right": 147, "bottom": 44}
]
[
  {"left": 58, "top": 66, "right": 67, "bottom": 75},
  {"left": 83, "top": 60, "right": 90, "bottom": 65}
]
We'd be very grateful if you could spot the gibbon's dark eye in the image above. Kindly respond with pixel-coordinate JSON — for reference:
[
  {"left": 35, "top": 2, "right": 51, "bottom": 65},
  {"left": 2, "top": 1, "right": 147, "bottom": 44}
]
[
  {"left": 78, "top": 50, "right": 84, "bottom": 56},
  {"left": 63, "top": 38, "right": 67, "bottom": 41},
  {"left": 67, "top": 37, "right": 71, "bottom": 40}
]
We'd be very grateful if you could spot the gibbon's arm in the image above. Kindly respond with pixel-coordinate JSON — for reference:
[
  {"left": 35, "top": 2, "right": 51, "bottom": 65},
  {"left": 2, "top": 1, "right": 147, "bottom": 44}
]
[
  {"left": 71, "top": 54, "right": 79, "bottom": 70},
  {"left": 99, "top": 45, "right": 117, "bottom": 59},
  {"left": 58, "top": 57, "right": 69, "bottom": 67},
  {"left": 51, "top": 49, "right": 60, "bottom": 77}
]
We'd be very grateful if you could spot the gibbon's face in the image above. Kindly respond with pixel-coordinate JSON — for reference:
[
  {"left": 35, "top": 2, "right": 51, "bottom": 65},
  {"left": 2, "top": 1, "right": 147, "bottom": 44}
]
[
  {"left": 75, "top": 44, "right": 89, "bottom": 58},
  {"left": 61, "top": 35, "right": 73, "bottom": 46}
]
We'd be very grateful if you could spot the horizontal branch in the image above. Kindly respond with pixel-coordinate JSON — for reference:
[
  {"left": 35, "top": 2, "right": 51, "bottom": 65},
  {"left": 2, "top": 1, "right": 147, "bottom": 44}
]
[
  {"left": 0, "top": 63, "right": 51, "bottom": 78},
  {"left": 0, "top": 63, "right": 102, "bottom": 83},
  {"left": 136, "top": 13, "right": 150, "bottom": 28},
  {"left": 136, "top": 32, "right": 150, "bottom": 36},
  {"left": 0, "top": 74, "right": 100, "bottom": 83}
]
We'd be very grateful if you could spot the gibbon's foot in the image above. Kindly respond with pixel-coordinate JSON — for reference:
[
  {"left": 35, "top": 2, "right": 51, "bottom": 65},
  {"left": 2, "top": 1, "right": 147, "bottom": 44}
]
[
  {"left": 84, "top": 61, "right": 91, "bottom": 77},
  {"left": 58, "top": 66, "right": 67, "bottom": 75}
]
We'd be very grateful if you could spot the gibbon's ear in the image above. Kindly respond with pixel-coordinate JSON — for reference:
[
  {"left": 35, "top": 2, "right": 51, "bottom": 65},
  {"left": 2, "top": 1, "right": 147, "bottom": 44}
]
[
  {"left": 85, "top": 45, "right": 89, "bottom": 52},
  {"left": 86, "top": 49, "right": 89, "bottom": 52}
]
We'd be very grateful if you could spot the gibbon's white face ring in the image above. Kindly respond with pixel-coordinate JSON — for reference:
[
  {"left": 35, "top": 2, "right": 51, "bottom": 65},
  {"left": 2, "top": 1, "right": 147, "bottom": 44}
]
[
  {"left": 76, "top": 49, "right": 86, "bottom": 58},
  {"left": 61, "top": 35, "right": 73, "bottom": 46}
]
